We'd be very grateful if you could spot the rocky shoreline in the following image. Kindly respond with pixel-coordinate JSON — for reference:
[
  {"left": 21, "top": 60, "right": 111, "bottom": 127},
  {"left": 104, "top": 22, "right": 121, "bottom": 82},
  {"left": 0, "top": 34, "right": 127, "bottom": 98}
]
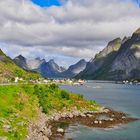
[{"left": 26, "top": 108, "right": 138, "bottom": 140}]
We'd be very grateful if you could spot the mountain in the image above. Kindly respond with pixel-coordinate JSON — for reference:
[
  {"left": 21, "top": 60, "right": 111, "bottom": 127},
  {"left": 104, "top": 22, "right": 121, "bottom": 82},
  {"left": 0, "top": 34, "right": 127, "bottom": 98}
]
[
  {"left": 109, "top": 28, "right": 140, "bottom": 80},
  {"left": 26, "top": 57, "right": 45, "bottom": 70},
  {"left": 13, "top": 56, "right": 45, "bottom": 71},
  {"left": 60, "top": 59, "right": 87, "bottom": 78},
  {"left": 14, "top": 56, "right": 87, "bottom": 78},
  {"left": 36, "top": 59, "right": 66, "bottom": 78},
  {"left": 14, "top": 56, "right": 66, "bottom": 78},
  {"left": 0, "top": 49, "right": 40, "bottom": 83},
  {"left": 76, "top": 28, "right": 140, "bottom": 81},
  {"left": 76, "top": 38, "right": 122, "bottom": 80},
  {"left": 14, "top": 55, "right": 28, "bottom": 70}
]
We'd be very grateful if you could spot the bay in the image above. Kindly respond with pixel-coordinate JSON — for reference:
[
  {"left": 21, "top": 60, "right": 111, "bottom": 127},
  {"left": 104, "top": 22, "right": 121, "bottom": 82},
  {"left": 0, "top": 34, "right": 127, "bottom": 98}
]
[{"left": 60, "top": 82, "right": 140, "bottom": 140}]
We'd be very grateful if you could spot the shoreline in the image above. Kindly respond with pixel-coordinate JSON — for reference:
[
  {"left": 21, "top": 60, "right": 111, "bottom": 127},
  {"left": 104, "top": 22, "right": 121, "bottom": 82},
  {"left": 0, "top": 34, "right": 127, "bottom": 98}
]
[{"left": 26, "top": 108, "right": 139, "bottom": 140}]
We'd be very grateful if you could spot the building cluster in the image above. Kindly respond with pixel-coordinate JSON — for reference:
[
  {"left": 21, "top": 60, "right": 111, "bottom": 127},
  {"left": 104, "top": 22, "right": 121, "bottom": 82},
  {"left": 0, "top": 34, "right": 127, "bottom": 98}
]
[{"left": 13, "top": 77, "right": 86, "bottom": 86}]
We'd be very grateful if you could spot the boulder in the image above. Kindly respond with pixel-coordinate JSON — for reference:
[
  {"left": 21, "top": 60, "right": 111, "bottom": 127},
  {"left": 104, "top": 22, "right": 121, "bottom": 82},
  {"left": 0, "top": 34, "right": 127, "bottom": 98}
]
[
  {"left": 57, "top": 128, "right": 64, "bottom": 133},
  {"left": 94, "top": 120, "right": 98, "bottom": 124}
]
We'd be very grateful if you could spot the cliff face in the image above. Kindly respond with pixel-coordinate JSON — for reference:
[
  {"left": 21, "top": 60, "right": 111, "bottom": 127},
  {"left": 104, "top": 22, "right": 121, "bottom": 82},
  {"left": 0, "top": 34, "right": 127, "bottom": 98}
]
[
  {"left": 14, "top": 55, "right": 87, "bottom": 78},
  {"left": 60, "top": 59, "right": 87, "bottom": 78},
  {"left": 109, "top": 29, "right": 140, "bottom": 80},
  {"left": 14, "top": 55, "right": 28, "bottom": 70},
  {"left": 37, "top": 59, "right": 66, "bottom": 78},
  {"left": 14, "top": 56, "right": 66, "bottom": 78},
  {"left": 76, "top": 38, "right": 122, "bottom": 80},
  {"left": 76, "top": 28, "right": 140, "bottom": 81}
]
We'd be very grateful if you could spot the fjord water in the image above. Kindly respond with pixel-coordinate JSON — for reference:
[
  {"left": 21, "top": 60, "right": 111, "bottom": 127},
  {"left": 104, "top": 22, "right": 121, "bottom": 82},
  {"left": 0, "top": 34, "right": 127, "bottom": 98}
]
[{"left": 61, "top": 82, "right": 140, "bottom": 140}]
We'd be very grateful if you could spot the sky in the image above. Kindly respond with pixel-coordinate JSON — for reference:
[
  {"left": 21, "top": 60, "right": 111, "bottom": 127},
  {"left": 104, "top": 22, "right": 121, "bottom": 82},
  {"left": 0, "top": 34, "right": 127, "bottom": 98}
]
[
  {"left": 32, "top": 0, "right": 61, "bottom": 7},
  {"left": 0, "top": 0, "right": 140, "bottom": 67}
]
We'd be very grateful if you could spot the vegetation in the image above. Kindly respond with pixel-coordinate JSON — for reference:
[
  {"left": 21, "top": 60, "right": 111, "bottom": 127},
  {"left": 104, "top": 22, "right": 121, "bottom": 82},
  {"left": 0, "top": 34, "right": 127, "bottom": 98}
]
[
  {"left": 32, "top": 84, "right": 99, "bottom": 114},
  {"left": 0, "top": 49, "right": 40, "bottom": 83},
  {"left": 0, "top": 61, "right": 40, "bottom": 82},
  {"left": 0, "top": 84, "right": 100, "bottom": 139},
  {"left": 0, "top": 85, "right": 39, "bottom": 140}
]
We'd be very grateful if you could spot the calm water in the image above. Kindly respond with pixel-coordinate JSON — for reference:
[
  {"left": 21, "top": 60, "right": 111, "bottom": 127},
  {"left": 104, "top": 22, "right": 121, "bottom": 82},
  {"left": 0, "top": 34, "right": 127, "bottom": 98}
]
[{"left": 61, "top": 82, "right": 140, "bottom": 140}]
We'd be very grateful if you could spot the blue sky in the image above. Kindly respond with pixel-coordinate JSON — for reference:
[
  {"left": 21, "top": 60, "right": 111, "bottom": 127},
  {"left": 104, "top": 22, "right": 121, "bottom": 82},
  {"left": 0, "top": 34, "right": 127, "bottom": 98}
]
[
  {"left": 32, "top": 0, "right": 140, "bottom": 7},
  {"left": 32, "top": 0, "right": 61, "bottom": 7}
]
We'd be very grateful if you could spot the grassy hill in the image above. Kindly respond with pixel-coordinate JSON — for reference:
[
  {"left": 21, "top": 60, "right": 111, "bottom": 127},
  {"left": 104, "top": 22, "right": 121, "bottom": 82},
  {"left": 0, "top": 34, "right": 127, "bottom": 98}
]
[
  {"left": 0, "top": 84, "right": 101, "bottom": 140},
  {"left": 0, "top": 49, "right": 40, "bottom": 83},
  {"left": 0, "top": 85, "right": 39, "bottom": 139}
]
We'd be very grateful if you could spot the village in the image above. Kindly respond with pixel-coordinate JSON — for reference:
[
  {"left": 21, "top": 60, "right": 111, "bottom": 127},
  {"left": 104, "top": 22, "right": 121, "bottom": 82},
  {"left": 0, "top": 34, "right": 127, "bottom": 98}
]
[{"left": 1, "top": 77, "right": 86, "bottom": 86}]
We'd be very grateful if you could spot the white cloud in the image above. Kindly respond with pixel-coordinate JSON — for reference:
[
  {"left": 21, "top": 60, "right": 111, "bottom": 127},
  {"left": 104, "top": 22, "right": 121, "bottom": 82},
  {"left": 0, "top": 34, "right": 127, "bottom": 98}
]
[{"left": 0, "top": 0, "right": 140, "bottom": 66}]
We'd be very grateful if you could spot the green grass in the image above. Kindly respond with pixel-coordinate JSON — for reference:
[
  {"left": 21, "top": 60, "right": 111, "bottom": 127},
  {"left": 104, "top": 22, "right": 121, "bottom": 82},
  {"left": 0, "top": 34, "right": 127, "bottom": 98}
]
[
  {"left": 0, "top": 49, "right": 41, "bottom": 83},
  {"left": 0, "top": 84, "right": 101, "bottom": 139},
  {"left": 0, "top": 61, "right": 40, "bottom": 82},
  {"left": 0, "top": 85, "right": 39, "bottom": 140},
  {"left": 31, "top": 84, "right": 100, "bottom": 114}
]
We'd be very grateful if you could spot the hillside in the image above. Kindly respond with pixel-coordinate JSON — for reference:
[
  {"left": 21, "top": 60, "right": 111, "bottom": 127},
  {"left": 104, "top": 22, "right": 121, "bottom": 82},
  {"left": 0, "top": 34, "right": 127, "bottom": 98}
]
[
  {"left": 14, "top": 56, "right": 66, "bottom": 78},
  {"left": 0, "top": 84, "right": 101, "bottom": 140},
  {"left": 14, "top": 56, "right": 87, "bottom": 78},
  {"left": 109, "top": 28, "right": 140, "bottom": 80},
  {"left": 37, "top": 59, "right": 66, "bottom": 78},
  {"left": 60, "top": 59, "right": 87, "bottom": 78},
  {"left": 0, "top": 49, "right": 40, "bottom": 83},
  {"left": 76, "top": 38, "right": 122, "bottom": 80}
]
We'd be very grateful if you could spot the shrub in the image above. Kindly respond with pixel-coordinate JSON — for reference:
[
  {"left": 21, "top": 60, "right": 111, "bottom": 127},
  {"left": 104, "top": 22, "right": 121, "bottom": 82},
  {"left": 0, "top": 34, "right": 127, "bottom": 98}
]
[
  {"left": 61, "top": 90, "right": 70, "bottom": 100},
  {"left": 49, "top": 83, "right": 59, "bottom": 90},
  {"left": 33, "top": 85, "right": 40, "bottom": 95},
  {"left": 78, "top": 94, "right": 84, "bottom": 99},
  {"left": 16, "top": 102, "right": 24, "bottom": 111}
]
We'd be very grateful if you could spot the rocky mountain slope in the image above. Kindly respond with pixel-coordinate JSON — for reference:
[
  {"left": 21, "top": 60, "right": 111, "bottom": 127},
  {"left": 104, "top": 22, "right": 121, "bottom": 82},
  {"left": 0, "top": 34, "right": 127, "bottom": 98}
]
[
  {"left": 76, "top": 28, "right": 140, "bottom": 81},
  {"left": 14, "top": 56, "right": 66, "bottom": 78},
  {"left": 36, "top": 59, "right": 66, "bottom": 78},
  {"left": 14, "top": 55, "right": 28, "bottom": 70},
  {"left": 14, "top": 56, "right": 44, "bottom": 71},
  {"left": 14, "top": 55, "right": 87, "bottom": 78},
  {"left": 60, "top": 59, "right": 87, "bottom": 78},
  {"left": 76, "top": 38, "right": 122, "bottom": 80},
  {"left": 109, "top": 28, "right": 140, "bottom": 80}
]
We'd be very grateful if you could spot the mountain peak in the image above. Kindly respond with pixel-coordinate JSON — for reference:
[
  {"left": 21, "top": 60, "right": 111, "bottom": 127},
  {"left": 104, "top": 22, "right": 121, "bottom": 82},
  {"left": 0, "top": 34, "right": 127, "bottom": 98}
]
[
  {"left": 34, "top": 57, "right": 46, "bottom": 63},
  {"left": 60, "top": 59, "right": 87, "bottom": 78},
  {"left": 16, "top": 55, "right": 25, "bottom": 59},
  {"left": 13, "top": 55, "right": 28, "bottom": 70},
  {"left": 94, "top": 37, "right": 122, "bottom": 60},
  {"left": 0, "top": 49, "right": 4, "bottom": 56},
  {"left": 79, "top": 59, "right": 86, "bottom": 63},
  {"left": 35, "top": 57, "right": 41, "bottom": 60},
  {"left": 134, "top": 27, "right": 140, "bottom": 34},
  {"left": 48, "top": 59, "right": 55, "bottom": 63},
  {"left": 108, "top": 38, "right": 121, "bottom": 45}
]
